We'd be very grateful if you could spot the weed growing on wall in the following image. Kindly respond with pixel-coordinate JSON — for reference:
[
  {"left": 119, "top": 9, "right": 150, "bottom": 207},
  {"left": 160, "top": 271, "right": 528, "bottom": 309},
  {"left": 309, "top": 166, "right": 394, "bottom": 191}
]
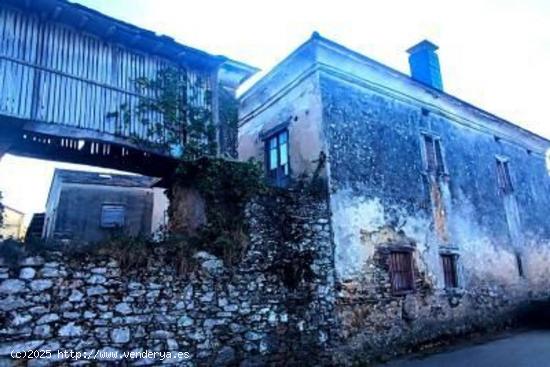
[{"left": 167, "top": 157, "right": 265, "bottom": 266}]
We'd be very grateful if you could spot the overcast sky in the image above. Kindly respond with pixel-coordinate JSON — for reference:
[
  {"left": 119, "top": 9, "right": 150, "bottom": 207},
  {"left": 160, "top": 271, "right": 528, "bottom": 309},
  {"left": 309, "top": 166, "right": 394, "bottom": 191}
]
[{"left": 1, "top": 0, "right": 549, "bottom": 218}]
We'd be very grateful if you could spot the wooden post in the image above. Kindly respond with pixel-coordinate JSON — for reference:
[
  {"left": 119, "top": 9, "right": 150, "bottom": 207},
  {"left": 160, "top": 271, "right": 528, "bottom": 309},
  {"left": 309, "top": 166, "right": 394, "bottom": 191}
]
[
  {"left": 0, "top": 140, "right": 12, "bottom": 161},
  {"left": 0, "top": 126, "right": 18, "bottom": 162}
]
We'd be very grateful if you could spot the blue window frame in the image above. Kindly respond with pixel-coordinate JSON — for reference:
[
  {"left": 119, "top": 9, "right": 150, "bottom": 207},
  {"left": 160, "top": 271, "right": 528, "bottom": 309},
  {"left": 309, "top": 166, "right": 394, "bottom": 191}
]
[{"left": 265, "top": 130, "right": 289, "bottom": 187}]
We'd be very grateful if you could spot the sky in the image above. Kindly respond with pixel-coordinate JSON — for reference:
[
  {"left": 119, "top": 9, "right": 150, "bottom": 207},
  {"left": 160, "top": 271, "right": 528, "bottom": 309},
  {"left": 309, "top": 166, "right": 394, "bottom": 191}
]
[{"left": 1, "top": 0, "right": 549, "bottom": 219}]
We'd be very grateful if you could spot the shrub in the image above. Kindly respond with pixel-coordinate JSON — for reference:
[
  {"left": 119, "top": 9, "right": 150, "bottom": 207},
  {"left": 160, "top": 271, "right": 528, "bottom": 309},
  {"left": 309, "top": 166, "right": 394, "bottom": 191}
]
[{"left": 167, "top": 157, "right": 265, "bottom": 265}]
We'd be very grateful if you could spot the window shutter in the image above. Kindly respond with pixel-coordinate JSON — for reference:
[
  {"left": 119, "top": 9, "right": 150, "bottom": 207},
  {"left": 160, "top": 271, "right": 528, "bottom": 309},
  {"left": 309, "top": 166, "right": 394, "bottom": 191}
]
[
  {"left": 434, "top": 139, "right": 445, "bottom": 173},
  {"left": 496, "top": 160, "right": 513, "bottom": 194},
  {"left": 441, "top": 254, "right": 458, "bottom": 288},
  {"left": 503, "top": 162, "right": 513, "bottom": 193},
  {"left": 389, "top": 251, "right": 414, "bottom": 293},
  {"left": 101, "top": 205, "right": 125, "bottom": 228},
  {"left": 424, "top": 136, "right": 436, "bottom": 171}
]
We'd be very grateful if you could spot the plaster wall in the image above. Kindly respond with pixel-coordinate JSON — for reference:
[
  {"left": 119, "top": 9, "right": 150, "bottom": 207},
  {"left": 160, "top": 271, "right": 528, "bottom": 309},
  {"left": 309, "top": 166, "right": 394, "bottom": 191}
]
[
  {"left": 50, "top": 184, "right": 154, "bottom": 244},
  {"left": 320, "top": 74, "right": 550, "bottom": 362},
  {"left": 239, "top": 73, "right": 326, "bottom": 178}
]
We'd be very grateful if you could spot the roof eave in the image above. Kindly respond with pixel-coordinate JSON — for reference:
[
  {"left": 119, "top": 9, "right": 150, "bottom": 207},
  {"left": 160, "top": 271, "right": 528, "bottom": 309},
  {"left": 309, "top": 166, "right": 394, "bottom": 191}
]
[
  {"left": 219, "top": 59, "right": 260, "bottom": 89},
  {"left": 2, "top": 0, "right": 250, "bottom": 74}
]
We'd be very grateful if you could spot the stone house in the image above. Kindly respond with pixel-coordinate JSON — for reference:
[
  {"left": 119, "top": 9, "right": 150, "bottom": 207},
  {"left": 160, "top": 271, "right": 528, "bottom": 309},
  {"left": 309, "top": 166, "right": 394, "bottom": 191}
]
[
  {"left": 43, "top": 169, "right": 168, "bottom": 244},
  {"left": 239, "top": 32, "right": 550, "bottom": 360}
]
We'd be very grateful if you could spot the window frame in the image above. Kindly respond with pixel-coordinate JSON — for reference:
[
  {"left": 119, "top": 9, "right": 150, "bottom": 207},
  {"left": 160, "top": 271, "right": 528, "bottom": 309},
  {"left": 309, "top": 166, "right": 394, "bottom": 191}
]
[
  {"left": 440, "top": 253, "right": 459, "bottom": 289},
  {"left": 263, "top": 128, "right": 290, "bottom": 187},
  {"left": 420, "top": 131, "right": 447, "bottom": 175},
  {"left": 515, "top": 252, "right": 524, "bottom": 278},
  {"left": 100, "top": 204, "right": 126, "bottom": 229},
  {"left": 388, "top": 249, "right": 415, "bottom": 295},
  {"left": 495, "top": 156, "right": 514, "bottom": 195}
]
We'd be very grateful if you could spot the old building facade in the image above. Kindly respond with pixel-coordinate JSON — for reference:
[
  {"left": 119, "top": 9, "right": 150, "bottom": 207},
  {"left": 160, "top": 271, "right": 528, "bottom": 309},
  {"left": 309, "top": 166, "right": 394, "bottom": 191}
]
[
  {"left": 239, "top": 32, "right": 550, "bottom": 362},
  {"left": 43, "top": 169, "right": 168, "bottom": 244},
  {"left": 0, "top": 205, "right": 25, "bottom": 240},
  {"left": 1, "top": 1, "right": 550, "bottom": 364}
]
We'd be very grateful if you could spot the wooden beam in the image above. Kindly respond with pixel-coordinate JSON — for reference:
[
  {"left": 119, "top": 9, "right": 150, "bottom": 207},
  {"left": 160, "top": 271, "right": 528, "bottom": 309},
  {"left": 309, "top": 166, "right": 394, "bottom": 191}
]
[
  {"left": 0, "top": 132, "right": 17, "bottom": 162},
  {"left": 22, "top": 121, "right": 168, "bottom": 157},
  {"left": 105, "top": 26, "right": 117, "bottom": 38},
  {"left": 51, "top": 5, "right": 63, "bottom": 20},
  {"left": 77, "top": 15, "right": 90, "bottom": 30},
  {"left": 0, "top": 119, "right": 24, "bottom": 161},
  {"left": 152, "top": 42, "right": 164, "bottom": 53},
  {"left": 130, "top": 34, "right": 142, "bottom": 46},
  {"left": 9, "top": 138, "right": 178, "bottom": 177}
]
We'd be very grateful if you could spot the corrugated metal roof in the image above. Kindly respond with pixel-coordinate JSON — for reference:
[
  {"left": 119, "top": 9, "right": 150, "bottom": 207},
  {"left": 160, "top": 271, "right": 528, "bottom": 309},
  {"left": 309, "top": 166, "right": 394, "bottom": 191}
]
[{"left": 53, "top": 169, "right": 155, "bottom": 188}]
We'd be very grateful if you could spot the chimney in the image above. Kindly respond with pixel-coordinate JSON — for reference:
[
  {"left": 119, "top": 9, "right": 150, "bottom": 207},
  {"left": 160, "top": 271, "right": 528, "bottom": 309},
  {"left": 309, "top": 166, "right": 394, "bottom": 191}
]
[{"left": 407, "top": 40, "right": 443, "bottom": 90}]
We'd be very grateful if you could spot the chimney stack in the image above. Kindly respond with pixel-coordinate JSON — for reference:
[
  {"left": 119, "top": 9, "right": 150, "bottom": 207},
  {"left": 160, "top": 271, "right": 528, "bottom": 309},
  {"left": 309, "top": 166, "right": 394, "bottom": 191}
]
[{"left": 407, "top": 40, "right": 443, "bottom": 91}]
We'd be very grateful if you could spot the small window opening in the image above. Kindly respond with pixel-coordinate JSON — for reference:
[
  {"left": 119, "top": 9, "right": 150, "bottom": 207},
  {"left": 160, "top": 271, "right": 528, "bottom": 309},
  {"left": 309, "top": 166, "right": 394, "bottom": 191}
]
[
  {"left": 441, "top": 254, "right": 458, "bottom": 288},
  {"left": 265, "top": 130, "right": 290, "bottom": 187},
  {"left": 516, "top": 253, "right": 524, "bottom": 278},
  {"left": 101, "top": 204, "right": 125, "bottom": 228},
  {"left": 423, "top": 135, "right": 445, "bottom": 174},
  {"left": 496, "top": 159, "right": 514, "bottom": 195},
  {"left": 389, "top": 251, "right": 414, "bottom": 293}
]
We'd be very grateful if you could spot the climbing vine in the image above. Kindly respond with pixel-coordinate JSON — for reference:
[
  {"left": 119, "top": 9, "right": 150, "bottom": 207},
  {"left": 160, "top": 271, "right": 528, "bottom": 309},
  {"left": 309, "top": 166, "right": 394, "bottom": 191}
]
[
  {"left": 218, "top": 86, "right": 239, "bottom": 158},
  {"left": 110, "top": 67, "right": 217, "bottom": 159}
]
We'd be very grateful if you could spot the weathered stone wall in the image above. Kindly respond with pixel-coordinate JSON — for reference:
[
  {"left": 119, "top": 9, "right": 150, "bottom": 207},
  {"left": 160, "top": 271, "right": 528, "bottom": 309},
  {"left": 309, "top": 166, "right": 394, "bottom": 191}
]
[
  {"left": 0, "top": 190, "right": 334, "bottom": 367},
  {"left": 320, "top": 74, "right": 550, "bottom": 364}
]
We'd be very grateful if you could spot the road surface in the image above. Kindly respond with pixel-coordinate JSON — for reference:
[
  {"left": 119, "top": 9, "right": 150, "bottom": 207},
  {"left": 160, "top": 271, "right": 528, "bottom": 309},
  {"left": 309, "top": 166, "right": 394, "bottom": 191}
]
[{"left": 380, "top": 330, "right": 550, "bottom": 367}]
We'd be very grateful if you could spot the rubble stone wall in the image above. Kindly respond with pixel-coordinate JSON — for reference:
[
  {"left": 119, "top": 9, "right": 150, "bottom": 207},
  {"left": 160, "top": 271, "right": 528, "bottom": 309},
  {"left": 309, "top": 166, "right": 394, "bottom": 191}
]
[{"left": 0, "top": 191, "right": 334, "bottom": 367}]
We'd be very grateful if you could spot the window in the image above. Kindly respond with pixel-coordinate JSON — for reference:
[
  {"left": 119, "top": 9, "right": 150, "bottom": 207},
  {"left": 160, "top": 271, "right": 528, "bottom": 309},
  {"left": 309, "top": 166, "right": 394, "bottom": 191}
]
[
  {"left": 441, "top": 254, "right": 458, "bottom": 288},
  {"left": 265, "top": 130, "right": 289, "bottom": 187},
  {"left": 515, "top": 253, "right": 524, "bottom": 278},
  {"left": 389, "top": 251, "right": 414, "bottom": 293},
  {"left": 496, "top": 158, "right": 513, "bottom": 194},
  {"left": 423, "top": 135, "right": 445, "bottom": 173},
  {"left": 101, "top": 205, "right": 125, "bottom": 228}
]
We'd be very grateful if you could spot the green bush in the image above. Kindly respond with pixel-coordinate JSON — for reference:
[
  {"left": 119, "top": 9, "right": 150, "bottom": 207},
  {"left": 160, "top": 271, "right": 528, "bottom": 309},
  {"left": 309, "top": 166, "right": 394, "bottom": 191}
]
[{"left": 168, "top": 157, "right": 265, "bottom": 265}]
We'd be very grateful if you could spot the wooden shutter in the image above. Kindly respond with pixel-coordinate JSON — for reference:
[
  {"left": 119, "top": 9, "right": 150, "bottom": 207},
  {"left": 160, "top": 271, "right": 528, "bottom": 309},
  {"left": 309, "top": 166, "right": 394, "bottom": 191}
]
[
  {"left": 424, "top": 136, "right": 436, "bottom": 171},
  {"left": 389, "top": 251, "right": 414, "bottom": 293},
  {"left": 441, "top": 254, "right": 458, "bottom": 288},
  {"left": 496, "top": 160, "right": 513, "bottom": 194},
  {"left": 434, "top": 139, "right": 445, "bottom": 173}
]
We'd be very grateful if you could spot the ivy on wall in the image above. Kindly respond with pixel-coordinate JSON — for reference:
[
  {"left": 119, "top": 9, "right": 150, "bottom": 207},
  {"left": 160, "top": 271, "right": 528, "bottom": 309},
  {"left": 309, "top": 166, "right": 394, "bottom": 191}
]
[
  {"left": 218, "top": 86, "right": 239, "bottom": 158},
  {"left": 110, "top": 67, "right": 218, "bottom": 160}
]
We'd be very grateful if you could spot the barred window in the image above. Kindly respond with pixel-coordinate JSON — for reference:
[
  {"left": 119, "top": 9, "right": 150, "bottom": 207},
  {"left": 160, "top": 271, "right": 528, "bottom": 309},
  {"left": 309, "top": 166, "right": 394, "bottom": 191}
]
[
  {"left": 441, "top": 254, "right": 458, "bottom": 288},
  {"left": 389, "top": 251, "right": 414, "bottom": 293}
]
